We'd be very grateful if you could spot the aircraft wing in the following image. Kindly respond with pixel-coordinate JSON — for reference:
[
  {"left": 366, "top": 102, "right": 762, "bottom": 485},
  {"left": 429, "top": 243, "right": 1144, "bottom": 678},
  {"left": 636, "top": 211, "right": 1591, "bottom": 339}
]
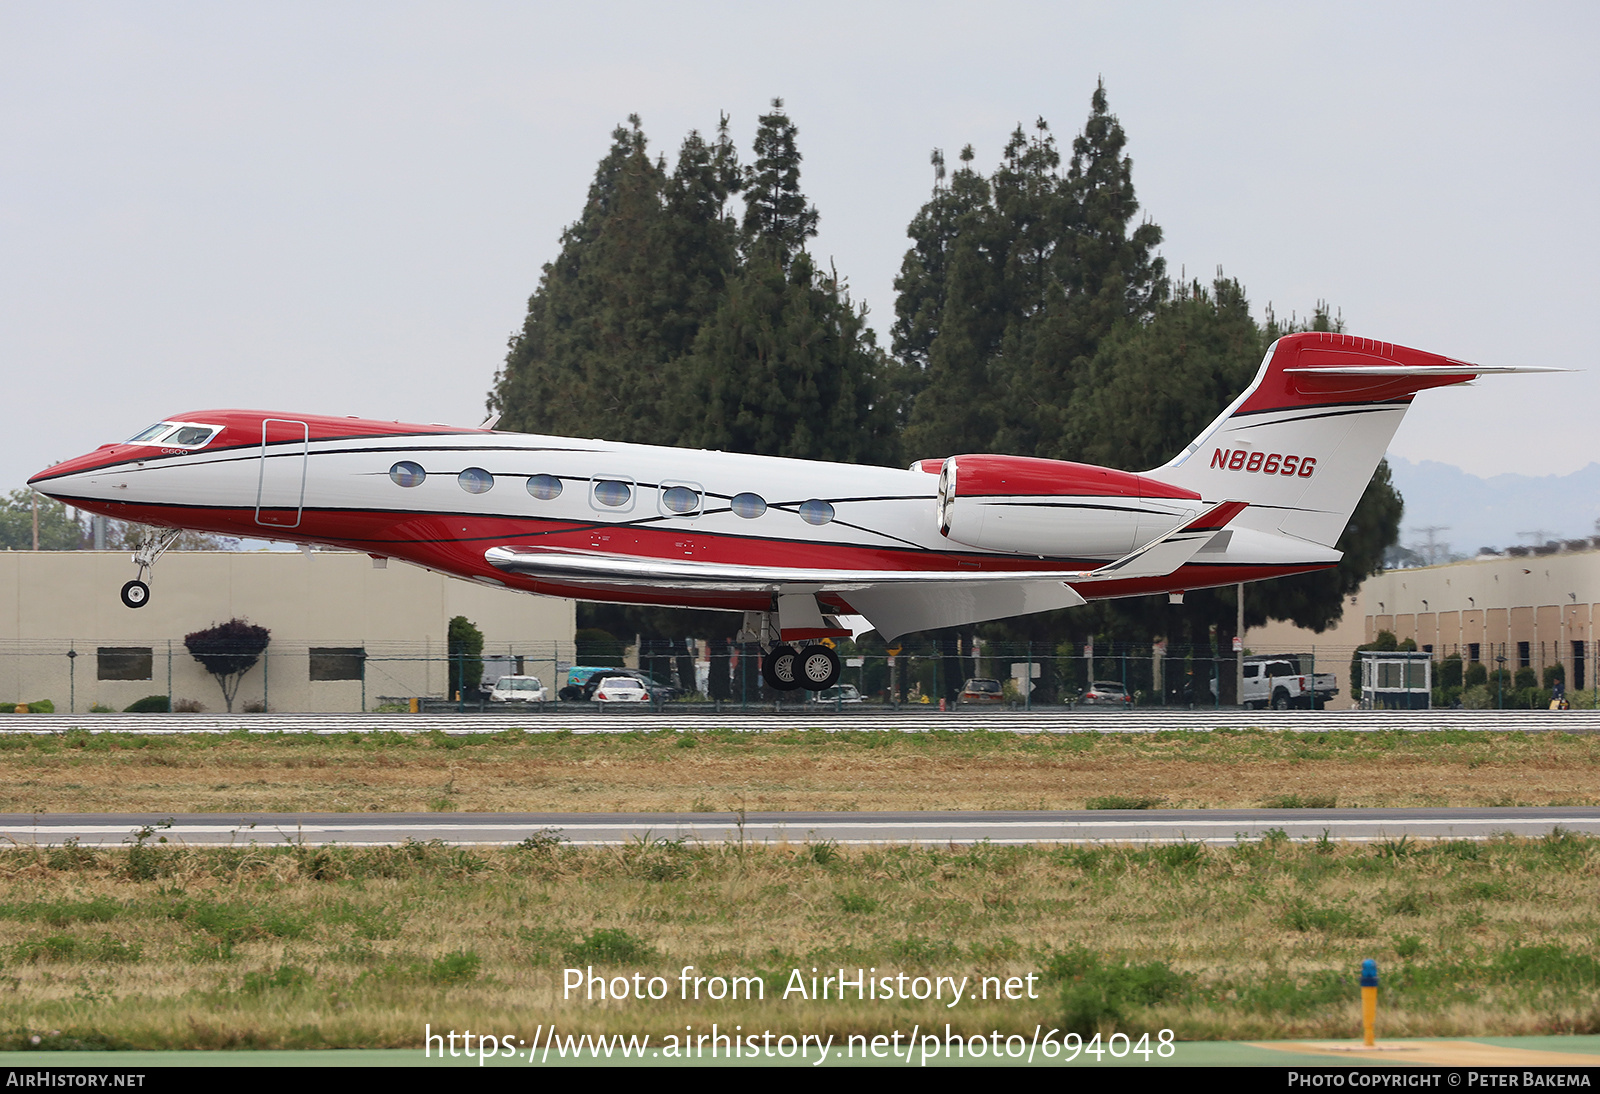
[
  {"left": 485, "top": 546, "right": 1089, "bottom": 638},
  {"left": 485, "top": 500, "right": 1247, "bottom": 639}
]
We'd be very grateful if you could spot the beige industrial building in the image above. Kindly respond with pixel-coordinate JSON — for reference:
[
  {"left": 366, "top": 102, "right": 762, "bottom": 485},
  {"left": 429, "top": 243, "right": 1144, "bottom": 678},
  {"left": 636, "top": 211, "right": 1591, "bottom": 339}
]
[
  {"left": 0, "top": 551, "right": 575, "bottom": 713},
  {"left": 1245, "top": 544, "right": 1600, "bottom": 705}
]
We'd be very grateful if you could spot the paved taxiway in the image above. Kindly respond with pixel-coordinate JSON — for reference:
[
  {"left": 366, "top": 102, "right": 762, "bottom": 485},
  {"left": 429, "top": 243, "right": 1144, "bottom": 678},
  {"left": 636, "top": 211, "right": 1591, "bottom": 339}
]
[
  {"left": 6, "top": 709, "right": 1600, "bottom": 733},
  {"left": 3, "top": 807, "right": 1595, "bottom": 847}
]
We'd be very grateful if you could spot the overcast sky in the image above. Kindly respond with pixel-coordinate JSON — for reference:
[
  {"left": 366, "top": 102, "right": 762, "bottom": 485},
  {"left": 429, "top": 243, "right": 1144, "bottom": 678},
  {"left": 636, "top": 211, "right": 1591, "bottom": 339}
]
[{"left": 3, "top": 2, "right": 1596, "bottom": 497}]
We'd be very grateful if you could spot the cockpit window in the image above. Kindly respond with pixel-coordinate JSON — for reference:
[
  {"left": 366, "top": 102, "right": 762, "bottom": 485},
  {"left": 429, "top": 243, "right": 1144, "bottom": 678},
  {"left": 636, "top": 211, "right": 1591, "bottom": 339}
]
[
  {"left": 166, "top": 426, "right": 215, "bottom": 447},
  {"left": 127, "top": 421, "right": 218, "bottom": 449}
]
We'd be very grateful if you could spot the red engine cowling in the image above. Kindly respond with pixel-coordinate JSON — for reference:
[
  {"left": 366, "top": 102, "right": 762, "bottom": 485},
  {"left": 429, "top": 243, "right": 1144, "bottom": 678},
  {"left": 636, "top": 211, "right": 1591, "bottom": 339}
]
[{"left": 935, "top": 454, "right": 1202, "bottom": 558}]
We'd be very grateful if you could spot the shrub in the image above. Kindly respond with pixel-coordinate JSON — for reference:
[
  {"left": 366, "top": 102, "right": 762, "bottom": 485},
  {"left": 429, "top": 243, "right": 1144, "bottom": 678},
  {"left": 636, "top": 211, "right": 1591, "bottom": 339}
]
[
  {"left": 1046, "top": 948, "right": 1192, "bottom": 1034},
  {"left": 123, "top": 695, "right": 170, "bottom": 713}
]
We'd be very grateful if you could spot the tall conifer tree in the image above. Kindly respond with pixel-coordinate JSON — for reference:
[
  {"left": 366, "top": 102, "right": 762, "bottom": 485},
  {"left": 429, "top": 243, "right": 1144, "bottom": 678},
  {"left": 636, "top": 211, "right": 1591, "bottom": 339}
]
[{"left": 682, "top": 101, "right": 899, "bottom": 464}]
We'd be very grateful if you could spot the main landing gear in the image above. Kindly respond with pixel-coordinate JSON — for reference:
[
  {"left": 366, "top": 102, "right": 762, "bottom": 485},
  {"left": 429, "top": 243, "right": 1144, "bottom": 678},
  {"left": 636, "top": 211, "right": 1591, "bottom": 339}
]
[
  {"left": 759, "top": 643, "right": 841, "bottom": 692},
  {"left": 119, "top": 528, "right": 182, "bottom": 609}
]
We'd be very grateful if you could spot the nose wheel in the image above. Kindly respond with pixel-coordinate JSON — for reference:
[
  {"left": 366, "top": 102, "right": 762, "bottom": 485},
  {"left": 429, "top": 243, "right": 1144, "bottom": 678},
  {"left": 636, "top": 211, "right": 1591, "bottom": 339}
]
[{"left": 118, "top": 527, "right": 182, "bottom": 609}]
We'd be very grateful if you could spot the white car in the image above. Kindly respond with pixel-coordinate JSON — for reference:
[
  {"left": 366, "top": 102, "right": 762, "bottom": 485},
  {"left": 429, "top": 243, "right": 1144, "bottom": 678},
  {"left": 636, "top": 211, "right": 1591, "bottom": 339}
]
[
  {"left": 489, "top": 675, "right": 549, "bottom": 702},
  {"left": 808, "top": 684, "right": 864, "bottom": 704},
  {"left": 593, "top": 676, "right": 651, "bottom": 704}
]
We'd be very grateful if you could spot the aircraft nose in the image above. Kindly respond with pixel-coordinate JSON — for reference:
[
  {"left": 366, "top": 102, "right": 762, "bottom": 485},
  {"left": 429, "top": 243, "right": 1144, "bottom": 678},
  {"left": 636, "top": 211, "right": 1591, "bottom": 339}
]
[{"left": 29, "top": 445, "right": 124, "bottom": 492}]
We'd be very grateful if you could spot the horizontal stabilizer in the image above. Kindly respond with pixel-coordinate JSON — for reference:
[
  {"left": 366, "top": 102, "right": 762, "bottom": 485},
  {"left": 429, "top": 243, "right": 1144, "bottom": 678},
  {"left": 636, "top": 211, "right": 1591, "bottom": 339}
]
[{"left": 1064, "top": 500, "right": 1249, "bottom": 584}]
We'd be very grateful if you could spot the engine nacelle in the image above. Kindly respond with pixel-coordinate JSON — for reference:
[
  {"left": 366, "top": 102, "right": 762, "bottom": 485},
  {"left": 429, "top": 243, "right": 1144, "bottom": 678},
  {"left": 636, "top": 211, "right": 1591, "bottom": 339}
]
[{"left": 935, "top": 454, "right": 1202, "bottom": 559}]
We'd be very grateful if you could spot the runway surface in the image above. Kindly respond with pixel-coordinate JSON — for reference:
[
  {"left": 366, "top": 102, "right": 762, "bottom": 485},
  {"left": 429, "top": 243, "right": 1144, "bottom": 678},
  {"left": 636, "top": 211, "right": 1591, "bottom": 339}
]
[
  {"left": 5, "top": 708, "right": 1599, "bottom": 734},
  {"left": 4, "top": 807, "right": 1595, "bottom": 847}
]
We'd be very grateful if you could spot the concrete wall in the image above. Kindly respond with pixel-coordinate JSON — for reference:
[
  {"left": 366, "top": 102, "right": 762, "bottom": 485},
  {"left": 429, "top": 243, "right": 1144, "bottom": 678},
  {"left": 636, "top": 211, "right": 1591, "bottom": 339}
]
[
  {"left": 1242, "top": 546, "right": 1600, "bottom": 706},
  {"left": 1360, "top": 549, "right": 1600, "bottom": 689},
  {"left": 0, "top": 551, "right": 575, "bottom": 712}
]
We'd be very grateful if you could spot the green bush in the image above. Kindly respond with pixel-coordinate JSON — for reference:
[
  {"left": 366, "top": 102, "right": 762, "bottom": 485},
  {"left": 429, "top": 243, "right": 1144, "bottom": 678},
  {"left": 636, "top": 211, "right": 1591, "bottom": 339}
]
[
  {"left": 1464, "top": 661, "right": 1488, "bottom": 687},
  {"left": 1438, "top": 654, "right": 1463, "bottom": 688},
  {"left": 124, "top": 695, "right": 171, "bottom": 713},
  {"left": 1047, "top": 947, "right": 1192, "bottom": 1034},
  {"left": 1, "top": 700, "right": 56, "bottom": 713}
]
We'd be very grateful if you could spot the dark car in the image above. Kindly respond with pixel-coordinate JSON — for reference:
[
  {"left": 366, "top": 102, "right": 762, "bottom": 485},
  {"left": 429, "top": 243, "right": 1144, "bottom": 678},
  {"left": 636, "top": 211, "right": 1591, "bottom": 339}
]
[{"left": 958, "top": 678, "right": 1004, "bottom": 705}]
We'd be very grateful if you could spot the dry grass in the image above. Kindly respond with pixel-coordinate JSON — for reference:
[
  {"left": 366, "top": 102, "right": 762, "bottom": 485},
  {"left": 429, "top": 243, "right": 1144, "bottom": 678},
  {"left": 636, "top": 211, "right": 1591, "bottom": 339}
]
[
  {"left": 1, "top": 831, "right": 1598, "bottom": 1048},
  {"left": 0, "top": 727, "right": 1595, "bottom": 814}
]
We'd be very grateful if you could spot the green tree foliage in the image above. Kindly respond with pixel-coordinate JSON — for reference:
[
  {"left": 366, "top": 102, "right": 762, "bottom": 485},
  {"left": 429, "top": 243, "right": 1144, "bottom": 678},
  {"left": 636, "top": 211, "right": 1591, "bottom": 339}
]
[
  {"left": 574, "top": 627, "right": 626, "bottom": 664},
  {"left": 491, "top": 103, "right": 900, "bottom": 469},
  {"left": 899, "top": 82, "right": 1167, "bottom": 462},
  {"left": 184, "top": 619, "right": 270, "bottom": 714},
  {"left": 447, "top": 616, "right": 485, "bottom": 700},
  {"left": 489, "top": 116, "right": 741, "bottom": 443},
  {"left": 741, "top": 98, "right": 818, "bottom": 264},
  {"left": 0, "top": 491, "right": 85, "bottom": 551},
  {"left": 683, "top": 250, "right": 899, "bottom": 463}
]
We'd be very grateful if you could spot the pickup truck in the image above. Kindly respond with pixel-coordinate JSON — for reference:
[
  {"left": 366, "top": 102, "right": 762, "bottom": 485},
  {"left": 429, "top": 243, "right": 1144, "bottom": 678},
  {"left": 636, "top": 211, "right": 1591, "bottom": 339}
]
[{"left": 1242, "top": 656, "right": 1338, "bottom": 710}]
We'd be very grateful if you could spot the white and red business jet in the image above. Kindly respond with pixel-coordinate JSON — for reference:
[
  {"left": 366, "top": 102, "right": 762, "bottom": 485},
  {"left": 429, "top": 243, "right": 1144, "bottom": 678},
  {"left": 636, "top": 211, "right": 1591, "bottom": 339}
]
[{"left": 30, "top": 332, "right": 1549, "bottom": 693}]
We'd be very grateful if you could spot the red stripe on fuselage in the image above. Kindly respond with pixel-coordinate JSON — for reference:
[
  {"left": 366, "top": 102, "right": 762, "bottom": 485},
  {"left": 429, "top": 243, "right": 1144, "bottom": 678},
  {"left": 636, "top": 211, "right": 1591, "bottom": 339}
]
[
  {"left": 30, "top": 412, "right": 477, "bottom": 483},
  {"left": 52, "top": 498, "right": 1331, "bottom": 613}
]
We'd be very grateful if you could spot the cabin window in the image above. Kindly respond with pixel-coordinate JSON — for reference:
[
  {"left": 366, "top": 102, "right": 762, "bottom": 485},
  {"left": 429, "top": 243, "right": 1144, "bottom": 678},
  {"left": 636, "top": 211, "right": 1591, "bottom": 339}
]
[
  {"left": 127, "top": 423, "right": 173, "bottom": 443},
  {"left": 526, "top": 474, "right": 562, "bottom": 501},
  {"left": 458, "top": 468, "right": 494, "bottom": 494},
  {"left": 98, "top": 647, "right": 153, "bottom": 681},
  {"left": 798, "top": 499, "right": 835, "bottom": 526},
  {"left": 390, "top": 461, "right": 426, "bottom": 488},
  {"left": 660, "top": 484, "right": 701, "bottom": 516},
  {"left": 309, "top": 647, "right": 366, "bottom": 681},
  {"left": 730, "top": 492, "right": 766, "bottom": 519},
  {"left": 592, "top": 479, "right": 632, "bottom": 508}
]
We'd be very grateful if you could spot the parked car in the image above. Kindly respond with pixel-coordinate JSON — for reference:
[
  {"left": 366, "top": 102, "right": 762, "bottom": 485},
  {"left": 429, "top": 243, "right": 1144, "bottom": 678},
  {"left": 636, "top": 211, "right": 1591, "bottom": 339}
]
[
  {"left": 958, "top": 678, "right": 1004, "bottom": 705},
  {"left": 809, "top": 684, "right": 864, "bottom": 704},
  {"left": 488, "top": 675, "right": 548, "bottom": 703},
  {"left": 593, "top": 676, "right": 652, "bottom": 704},
  {"left": 1074, "top": 680, "right": 1132, "bottom": 707},
  {"left": 560, "top": 666, "right": 675, "bottom": 701}
]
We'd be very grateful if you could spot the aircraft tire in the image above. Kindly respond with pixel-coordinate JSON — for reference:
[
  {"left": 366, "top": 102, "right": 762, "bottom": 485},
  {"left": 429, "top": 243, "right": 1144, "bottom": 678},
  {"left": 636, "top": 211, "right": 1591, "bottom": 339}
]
[
  {"left": 120, "top": 580, "right": 150, "bottom": 609},
  {"left": 797, "top": 645, "right": 841, "bottom": 690},
  {"left": 762, "top": 645, "right": 802, "bottom": 691}
]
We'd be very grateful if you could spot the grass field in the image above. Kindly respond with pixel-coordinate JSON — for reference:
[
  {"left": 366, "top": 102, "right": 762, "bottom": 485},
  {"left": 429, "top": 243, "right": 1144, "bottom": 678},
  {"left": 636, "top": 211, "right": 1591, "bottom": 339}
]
[
  {"left": 1, "top": 832, "right": 1598, "bottom": 1049},
  {"left": 0, "top": 727, "right": 1595, "bottom": 814}
]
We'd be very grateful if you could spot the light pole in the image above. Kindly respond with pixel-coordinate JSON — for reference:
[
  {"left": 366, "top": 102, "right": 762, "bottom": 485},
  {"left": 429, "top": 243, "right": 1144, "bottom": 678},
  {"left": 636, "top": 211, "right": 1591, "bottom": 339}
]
[{"left": 1495, "top": 652, "right": 1507, "bottom": 709}]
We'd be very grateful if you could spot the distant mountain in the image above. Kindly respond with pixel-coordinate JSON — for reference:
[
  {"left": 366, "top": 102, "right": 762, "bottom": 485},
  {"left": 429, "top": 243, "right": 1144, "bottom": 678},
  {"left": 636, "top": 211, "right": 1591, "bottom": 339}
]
[{"left": 1384, "top": 457, "right": 1600, "bottom": 559}]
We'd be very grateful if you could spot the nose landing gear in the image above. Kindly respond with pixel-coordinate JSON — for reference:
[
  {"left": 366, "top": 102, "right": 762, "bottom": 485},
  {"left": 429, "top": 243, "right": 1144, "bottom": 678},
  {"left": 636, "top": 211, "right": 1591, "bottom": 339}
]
[{"left": 119, "top": 528, "right": 182, "bottom": 609}]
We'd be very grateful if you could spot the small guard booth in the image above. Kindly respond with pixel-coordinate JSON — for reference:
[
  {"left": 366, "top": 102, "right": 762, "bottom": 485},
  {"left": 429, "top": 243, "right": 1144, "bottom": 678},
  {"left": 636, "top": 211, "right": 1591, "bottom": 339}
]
[{"left": 1358, "top": 650, "right": 1432, "bottom": 710}]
